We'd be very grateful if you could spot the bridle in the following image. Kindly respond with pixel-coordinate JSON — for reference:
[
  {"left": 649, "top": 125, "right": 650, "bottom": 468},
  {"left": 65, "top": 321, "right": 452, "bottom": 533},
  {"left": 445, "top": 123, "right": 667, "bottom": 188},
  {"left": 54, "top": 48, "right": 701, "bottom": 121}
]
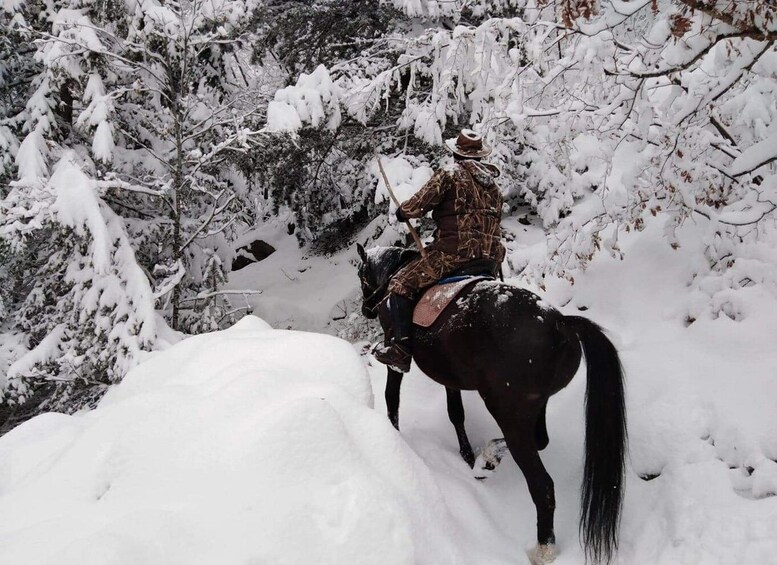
[
  {"left": 359, "top": 260, "right": 390, "bottom": 318},
  {"left": 361, "top": 277, "right": 389, "bottom": 318}
]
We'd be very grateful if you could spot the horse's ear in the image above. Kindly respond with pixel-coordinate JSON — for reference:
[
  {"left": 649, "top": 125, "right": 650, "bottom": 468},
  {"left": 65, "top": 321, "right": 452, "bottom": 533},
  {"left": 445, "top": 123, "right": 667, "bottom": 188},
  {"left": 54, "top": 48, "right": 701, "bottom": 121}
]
[{"left": 356, "top": 243, "right": 368, "bottom": 262}]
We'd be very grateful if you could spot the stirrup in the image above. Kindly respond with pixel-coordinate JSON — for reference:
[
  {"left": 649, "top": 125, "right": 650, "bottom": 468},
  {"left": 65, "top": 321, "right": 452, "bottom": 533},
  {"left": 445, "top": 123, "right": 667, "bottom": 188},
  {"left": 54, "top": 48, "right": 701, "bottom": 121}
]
[{"left": 372, "top": 341, "right": 411, "bottom": 373}]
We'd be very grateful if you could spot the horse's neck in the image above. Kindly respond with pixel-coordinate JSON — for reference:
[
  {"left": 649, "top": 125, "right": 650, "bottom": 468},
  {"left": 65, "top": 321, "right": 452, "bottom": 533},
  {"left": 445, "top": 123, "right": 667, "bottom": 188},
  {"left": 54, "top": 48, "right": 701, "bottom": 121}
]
[{"left": 375, "top": 248, "right": 417, "bottom": 288}]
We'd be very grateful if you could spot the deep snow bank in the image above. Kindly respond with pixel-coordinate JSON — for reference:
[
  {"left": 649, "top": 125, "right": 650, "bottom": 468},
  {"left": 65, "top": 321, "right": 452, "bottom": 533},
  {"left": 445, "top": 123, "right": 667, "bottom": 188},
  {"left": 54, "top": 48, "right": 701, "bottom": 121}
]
[
  {"left": 509, "top": 219, "right": 777, "bottom": 563},
  {"left": 0, "top": 317, "right": 469, "bottom": 565}
]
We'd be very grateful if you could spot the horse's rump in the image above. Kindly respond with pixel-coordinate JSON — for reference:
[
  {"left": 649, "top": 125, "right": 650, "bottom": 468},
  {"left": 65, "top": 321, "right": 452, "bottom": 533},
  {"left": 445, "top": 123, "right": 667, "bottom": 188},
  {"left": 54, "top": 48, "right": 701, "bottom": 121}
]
[{"left": 413, "top": 280, "right": 578, "bottom": 395}]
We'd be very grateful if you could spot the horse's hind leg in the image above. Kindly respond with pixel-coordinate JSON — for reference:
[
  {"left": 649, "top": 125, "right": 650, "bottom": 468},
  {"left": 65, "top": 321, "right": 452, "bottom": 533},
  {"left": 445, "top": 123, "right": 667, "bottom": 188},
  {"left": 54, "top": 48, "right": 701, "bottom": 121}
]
[
  {"left": 473, "top": 400, "right": 548, "bottom": 479},
  {"left": 507, "top": 422, "right": 557, "bottom": 562},
  {"left": 535, "top": 400, "right": 549, "bottom": 451},
  {"left": 385, "top": 369, "right": 403, "bottom": 430},
  {"left": 446, "top": 387, "right": 475, "bottom": 467},
  {"left": 487, "top": 399, "right": 557, "bottom": 563}
]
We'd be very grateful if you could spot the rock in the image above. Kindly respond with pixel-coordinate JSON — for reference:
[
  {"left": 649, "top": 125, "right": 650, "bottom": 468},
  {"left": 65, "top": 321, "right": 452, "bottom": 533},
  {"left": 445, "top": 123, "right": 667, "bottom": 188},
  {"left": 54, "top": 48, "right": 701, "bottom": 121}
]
[{"left": 232, "top": 240, "right": 276, "bottom": 271}]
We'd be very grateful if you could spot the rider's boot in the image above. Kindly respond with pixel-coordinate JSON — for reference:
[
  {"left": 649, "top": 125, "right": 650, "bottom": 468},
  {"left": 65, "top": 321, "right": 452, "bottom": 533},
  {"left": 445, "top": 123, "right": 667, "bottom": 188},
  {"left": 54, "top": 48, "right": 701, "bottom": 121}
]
[{"left": 373, "top": 293, "right": 414, "bottom": 373}]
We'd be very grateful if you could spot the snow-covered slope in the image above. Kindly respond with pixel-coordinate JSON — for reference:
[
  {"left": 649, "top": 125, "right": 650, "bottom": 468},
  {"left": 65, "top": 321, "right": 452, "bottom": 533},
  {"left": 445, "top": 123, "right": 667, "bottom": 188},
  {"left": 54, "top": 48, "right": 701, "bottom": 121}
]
[
  {"left": 387, "top": 217, "right": 777, "bottom": 564},
  {"left": 226, "top": 220, "right": 363, "bottom": 332},
  {"left": 1, "top": 217, "right": 776, "bottom": 564},
  {"left": 0, "top": 317, "right": 481, "bottom": 565}
]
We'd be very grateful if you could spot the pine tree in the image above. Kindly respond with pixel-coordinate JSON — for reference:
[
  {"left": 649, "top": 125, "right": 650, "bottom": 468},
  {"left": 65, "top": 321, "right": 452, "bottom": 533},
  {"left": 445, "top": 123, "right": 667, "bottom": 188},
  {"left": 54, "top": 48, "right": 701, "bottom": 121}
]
[
  {"left": 2, "top": 153, "right": 157, "bottom": 411},
  {"left": 0, "top": 0, "right": 266, "bottom": 412}
]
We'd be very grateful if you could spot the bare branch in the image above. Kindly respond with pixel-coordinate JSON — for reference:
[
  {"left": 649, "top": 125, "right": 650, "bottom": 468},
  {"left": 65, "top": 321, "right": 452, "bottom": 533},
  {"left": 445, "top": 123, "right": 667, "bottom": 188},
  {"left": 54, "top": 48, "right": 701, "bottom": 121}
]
[
  {"left": 179, "top": 190, "right": 236, "bottom": 253},
  {"left": 180, "top": 289, "right": 263, "bottom": 304},
  {"left": 676, "top": 0, "right": 777, "bottom": 41}
]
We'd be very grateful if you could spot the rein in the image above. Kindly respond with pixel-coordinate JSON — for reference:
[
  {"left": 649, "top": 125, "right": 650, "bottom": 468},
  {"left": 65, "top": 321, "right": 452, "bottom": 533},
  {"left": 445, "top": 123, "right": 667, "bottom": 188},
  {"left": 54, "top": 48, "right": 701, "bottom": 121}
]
[{"left": 362, "top": 279, "right": 389, "bottom": 317}]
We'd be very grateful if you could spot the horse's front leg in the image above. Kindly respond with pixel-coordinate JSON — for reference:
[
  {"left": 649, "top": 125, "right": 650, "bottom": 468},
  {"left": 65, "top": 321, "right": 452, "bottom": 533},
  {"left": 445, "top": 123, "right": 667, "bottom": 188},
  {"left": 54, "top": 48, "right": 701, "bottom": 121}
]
[
  {"left": 385, "top": 369, "right": 403, "bottom": 430},
  {"left": 446, "top": 387, "right": 475, "bottom": 468}
]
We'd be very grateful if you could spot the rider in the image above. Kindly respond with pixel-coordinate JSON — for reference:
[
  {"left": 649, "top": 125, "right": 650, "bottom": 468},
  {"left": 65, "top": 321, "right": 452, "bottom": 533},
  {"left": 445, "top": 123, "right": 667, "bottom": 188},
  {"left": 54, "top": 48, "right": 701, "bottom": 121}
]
[{"left": 372, "top": 129, "right": 506, "bottom": 373}]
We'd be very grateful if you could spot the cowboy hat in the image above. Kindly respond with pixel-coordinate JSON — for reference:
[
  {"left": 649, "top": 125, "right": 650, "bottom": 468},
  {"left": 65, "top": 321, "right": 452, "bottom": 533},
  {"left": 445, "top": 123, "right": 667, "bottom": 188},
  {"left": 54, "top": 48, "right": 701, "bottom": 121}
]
[{"left": 444, "top": 129, "right": 492, "bottom": 158}]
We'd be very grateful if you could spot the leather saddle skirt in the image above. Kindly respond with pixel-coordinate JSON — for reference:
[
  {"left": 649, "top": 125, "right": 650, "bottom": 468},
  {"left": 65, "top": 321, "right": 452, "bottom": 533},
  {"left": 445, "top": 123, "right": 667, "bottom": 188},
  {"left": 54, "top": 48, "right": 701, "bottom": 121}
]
[{"left": 413, "top": 275, "right": 492, "bottom": 328}]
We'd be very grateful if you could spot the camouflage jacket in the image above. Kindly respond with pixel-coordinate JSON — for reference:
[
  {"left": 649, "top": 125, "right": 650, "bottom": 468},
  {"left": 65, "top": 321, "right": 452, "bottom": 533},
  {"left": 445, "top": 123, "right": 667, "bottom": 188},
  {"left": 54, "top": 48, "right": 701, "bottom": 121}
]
[{"left": 398, "top": 160, "right": 505, "bottom": 261}]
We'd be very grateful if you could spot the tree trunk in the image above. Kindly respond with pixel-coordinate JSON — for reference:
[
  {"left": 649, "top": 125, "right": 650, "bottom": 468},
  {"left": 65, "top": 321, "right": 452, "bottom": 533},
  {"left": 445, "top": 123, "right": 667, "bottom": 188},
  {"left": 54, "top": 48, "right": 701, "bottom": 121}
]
[{"left": 171, "top": 107, "right": 184, "bottom": 331}]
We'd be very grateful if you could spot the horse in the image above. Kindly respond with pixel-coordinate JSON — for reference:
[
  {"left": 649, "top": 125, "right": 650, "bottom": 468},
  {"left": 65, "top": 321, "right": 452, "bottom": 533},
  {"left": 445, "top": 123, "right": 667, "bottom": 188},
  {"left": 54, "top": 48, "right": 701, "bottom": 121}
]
[{"left": 356, "top": 244, "right": 627, "bottom": 565}]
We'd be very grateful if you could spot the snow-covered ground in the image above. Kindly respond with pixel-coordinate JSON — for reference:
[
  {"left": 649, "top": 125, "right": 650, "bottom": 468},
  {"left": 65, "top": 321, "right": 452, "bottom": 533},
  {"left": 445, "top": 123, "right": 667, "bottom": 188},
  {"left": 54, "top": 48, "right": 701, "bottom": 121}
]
[
  {"left": 1, "top": 219, "right": 776, "bottom": 564},
  {"left": 226, "top": 219, "right": 366, "bottom": 333}
]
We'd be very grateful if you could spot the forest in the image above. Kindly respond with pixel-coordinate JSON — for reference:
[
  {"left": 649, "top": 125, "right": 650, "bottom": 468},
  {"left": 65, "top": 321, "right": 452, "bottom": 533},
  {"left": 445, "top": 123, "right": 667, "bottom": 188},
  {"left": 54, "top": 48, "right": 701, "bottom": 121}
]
[{"left": 1, "top": 0, "right": 773, "bottom": 425}]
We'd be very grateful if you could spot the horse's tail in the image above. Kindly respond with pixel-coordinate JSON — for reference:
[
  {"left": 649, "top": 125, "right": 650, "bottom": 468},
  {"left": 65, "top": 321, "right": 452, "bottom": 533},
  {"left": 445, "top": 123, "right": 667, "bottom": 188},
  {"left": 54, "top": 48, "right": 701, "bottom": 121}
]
[{"left": 563, "top": 315, "right": 626, "bottom": 564}]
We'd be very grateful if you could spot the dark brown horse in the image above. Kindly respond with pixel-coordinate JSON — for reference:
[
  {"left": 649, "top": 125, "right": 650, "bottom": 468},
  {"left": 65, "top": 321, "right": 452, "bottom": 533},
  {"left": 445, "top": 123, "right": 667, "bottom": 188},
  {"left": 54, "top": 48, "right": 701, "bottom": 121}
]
[{"left": 356, "top": 244, "right": 626, "bottom": 565}]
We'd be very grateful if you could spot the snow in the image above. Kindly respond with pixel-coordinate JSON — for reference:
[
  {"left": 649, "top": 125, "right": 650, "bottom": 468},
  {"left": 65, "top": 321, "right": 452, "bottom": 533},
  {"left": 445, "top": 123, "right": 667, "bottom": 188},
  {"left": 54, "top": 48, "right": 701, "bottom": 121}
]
[
  {"left": 76, "top": 74, "right": 115, "bottom": 162},
  {"left": 537, "top": 220, "right": 777, "bottom": 562},
  {"left": 0, "top": 332, "right": 27, "bottom": 395},
  {"left": 372, "top": 155, "right": 434, "bottom": 212},
  {"left": 2, "top": 214, "right": 777, "bottom": 563},
  {"left": 14, "top": 125, "right": 48, "bottom": 183},
  {"left": 266, "top": 65, "right": 342, "bottom": 132},
  {"left": 5, "top": 324, "right": 66, "bottom": 384},
  {"left": 730, "top": 131, "right": 777, "bottom": 177},
  {"left": 384, "top": 0, "right": 456, "bottom": 19},
  {"left": 225, "top": 218, "right": 371, "bottom": 332},
  {"left": 0, "top": 316, "right": 482, "bottom": 564},
  {"left": 266, "top": 100, "right": 303, "bottom": 132},
  {"left": 92, "top": 121, "right": 114, "bottom": 163},
  {"left": 50, "top": 155, "right": 114, "bottom": 273}
]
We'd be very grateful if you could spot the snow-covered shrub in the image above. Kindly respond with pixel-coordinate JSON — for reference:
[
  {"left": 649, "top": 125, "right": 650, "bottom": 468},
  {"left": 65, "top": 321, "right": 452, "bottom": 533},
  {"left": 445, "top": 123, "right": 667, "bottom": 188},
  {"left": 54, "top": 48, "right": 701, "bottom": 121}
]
[
  {"left": 249, "top": 126, "right": 378, "bottom": 249},
  {"left": 1, "top": 154, "right": 157, "bottom": 410},
  {"left": 254, "top": 0, "right": 401, "bottom": 77}
]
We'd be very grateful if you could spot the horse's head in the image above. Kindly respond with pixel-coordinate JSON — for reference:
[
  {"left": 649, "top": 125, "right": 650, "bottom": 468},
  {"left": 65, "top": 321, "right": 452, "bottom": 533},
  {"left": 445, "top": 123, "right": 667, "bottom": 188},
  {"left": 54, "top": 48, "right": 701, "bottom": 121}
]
[
  {"left": 356, "top": 243, "right": 417, "bottom": 319},
  {"left": 356, "top": 243, "right": 383, "bottom": 319}
]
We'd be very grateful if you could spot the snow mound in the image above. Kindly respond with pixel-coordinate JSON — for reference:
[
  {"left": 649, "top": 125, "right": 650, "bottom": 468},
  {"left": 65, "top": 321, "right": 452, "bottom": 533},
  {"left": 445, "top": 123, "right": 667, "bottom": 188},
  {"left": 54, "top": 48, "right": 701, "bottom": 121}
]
[{"left": 0, "top": 316, "right": 466, "bottom": 564}]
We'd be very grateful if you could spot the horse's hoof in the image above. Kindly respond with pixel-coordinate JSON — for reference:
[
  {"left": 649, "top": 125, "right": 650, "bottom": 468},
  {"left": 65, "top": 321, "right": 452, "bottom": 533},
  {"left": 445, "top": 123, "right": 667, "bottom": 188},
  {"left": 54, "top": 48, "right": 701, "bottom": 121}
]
[
  {"left": 472, "top": 438, "right": 508, "bottom": 480},
  {"left": 473, "top": 454, "right": 497, "bottom": 480},
  {"left": 528, "top": 543, "right": 557, "bottom": 565}
]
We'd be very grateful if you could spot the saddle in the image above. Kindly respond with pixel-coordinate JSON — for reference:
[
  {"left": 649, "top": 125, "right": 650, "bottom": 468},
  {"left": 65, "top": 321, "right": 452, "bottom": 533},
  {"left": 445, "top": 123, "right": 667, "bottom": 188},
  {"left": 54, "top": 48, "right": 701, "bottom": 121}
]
[{"left": 412, "top": 259, "right": 497, "bottom": 328}]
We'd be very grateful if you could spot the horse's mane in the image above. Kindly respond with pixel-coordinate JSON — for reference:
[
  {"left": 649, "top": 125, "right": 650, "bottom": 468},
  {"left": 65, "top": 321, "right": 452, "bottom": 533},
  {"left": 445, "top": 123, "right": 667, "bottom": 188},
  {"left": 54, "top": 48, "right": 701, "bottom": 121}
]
[{"left": 367, "top": 246, "right": 419, "bottom": 288}]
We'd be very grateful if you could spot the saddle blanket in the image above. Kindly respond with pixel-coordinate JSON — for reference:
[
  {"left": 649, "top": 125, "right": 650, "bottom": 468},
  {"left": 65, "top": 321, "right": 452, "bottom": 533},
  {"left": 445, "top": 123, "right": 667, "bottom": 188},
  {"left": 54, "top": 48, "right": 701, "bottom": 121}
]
[{"left": 413, "top": 276, "right": 491, "bottom": 328}]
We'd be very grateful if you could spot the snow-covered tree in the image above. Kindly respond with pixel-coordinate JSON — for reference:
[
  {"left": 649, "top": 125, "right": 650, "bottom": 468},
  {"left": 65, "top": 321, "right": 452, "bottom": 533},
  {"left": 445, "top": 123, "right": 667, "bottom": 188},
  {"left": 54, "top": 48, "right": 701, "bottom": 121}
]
[
  {"left": 267, "top": 0, "right": 777, "bottom": 317},
  {"left": 0, "top": 0, "right": 266, "bottom": 411},
  {"left": 1, "top": 153, "right": 157, "bottom": 410},
  {"left": 253, "top": 1, "right": 408, "bottom": 247}
]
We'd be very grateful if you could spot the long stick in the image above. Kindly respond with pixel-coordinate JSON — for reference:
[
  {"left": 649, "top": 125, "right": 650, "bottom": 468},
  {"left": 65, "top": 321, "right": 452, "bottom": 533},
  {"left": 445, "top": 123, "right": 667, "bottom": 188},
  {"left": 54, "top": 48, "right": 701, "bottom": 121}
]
[{"left": 375, "top": 152, "right": 428, "bottom": 258}]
